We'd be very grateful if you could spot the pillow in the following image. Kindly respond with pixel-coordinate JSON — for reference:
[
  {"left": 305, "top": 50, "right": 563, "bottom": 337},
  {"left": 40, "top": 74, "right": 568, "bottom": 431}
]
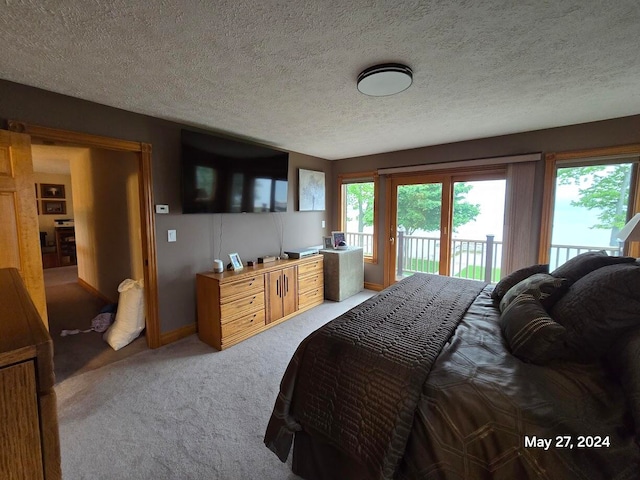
[
  {"left": 550, "top": 263, "right": 640, "bottom": 361},
  {"left": 103, "top": 278, "right": 145, "bottom": 351},
  {"left": 605, "top": 328, "right": 640, "bottom": 440},
  {"left": 499, "top": 273, "right": 569, "bottom": 312},
  {"left": 550, "top": 250, "right": 635, "bottom": 285},
  {"left": 491, "top": 264, "right": 549, "bottom": 302},
  {"left": 499, "top": 293, "right": 567, "bottom": 364}
]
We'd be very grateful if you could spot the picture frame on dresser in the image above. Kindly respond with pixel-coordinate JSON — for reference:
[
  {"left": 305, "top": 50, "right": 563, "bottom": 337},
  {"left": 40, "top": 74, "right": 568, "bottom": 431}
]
[
  {"left": 323, "top": 236, "right": 333, "bottom": 250},
  {"left": 331, "top": 231, "right": 346, "bottom": 248},
  {"left": 229, "top": 252, "right": 243, "bottom": 270}
]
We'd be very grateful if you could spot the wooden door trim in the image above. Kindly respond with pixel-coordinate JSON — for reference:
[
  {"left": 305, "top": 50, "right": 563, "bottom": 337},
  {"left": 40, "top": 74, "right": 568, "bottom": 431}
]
[{"left": 8, "top": 121, "right": 161, "bottom": 349}]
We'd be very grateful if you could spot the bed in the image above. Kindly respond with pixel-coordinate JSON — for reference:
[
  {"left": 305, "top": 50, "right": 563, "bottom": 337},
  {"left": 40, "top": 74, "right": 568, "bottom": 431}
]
[{"left": 264, "top": 251, "right": 640, "bottom": 479}]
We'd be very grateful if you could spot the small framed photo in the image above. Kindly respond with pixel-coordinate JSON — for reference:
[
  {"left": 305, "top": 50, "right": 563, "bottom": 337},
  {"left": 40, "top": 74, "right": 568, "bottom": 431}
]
[
  {"left": 42, "top": 200, "right": 67, "bottom": 215},
  {"left": 41, "top": 183, "right": 66, "bottom": 199},
  {"left": 229, "top": 252, "right": 243, "bottom": 271},
  {"left": 331, "top": 231, "right": 346, "bottom": 248},
  {"left": 323, "top": 236, "right": 333, "bottom": 250}
]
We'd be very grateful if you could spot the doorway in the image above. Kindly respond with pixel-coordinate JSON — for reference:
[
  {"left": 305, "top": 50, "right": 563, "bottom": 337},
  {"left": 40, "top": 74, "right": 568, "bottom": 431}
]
[
  {"left": 8, "top": 120, "right": 160, "bottom": 351},
  {"left": 387, "top": 170, "right": 506, "bottom": 286},
  {"left": 32, "top": 143, "right": 150, "bottom": 381}
]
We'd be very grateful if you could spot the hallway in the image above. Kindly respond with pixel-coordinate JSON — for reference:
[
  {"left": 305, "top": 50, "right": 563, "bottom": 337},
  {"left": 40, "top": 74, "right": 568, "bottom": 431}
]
[{"left": 45, "top": 266, "right": 147, "bottom": 383}]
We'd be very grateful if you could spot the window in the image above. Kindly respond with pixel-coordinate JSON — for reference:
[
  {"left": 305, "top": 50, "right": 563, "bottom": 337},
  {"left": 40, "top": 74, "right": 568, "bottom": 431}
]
[
  {"left": 540, "top": 146, "right": 640, "bottom": 266},
  {"left": 338, "top": 173, "right": 378, "bottom": 263}
]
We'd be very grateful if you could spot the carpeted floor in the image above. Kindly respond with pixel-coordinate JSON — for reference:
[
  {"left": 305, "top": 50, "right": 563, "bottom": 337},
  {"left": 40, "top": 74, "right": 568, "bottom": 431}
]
[
  {"left": 54, "top": 289, "right": 375, "bottom": 479},
  {"left": 45, "top": 266, "right": 147, "bottom": 383}
]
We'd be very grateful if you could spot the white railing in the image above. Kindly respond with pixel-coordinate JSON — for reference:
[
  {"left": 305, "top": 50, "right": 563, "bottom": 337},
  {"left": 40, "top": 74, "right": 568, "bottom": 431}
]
[
  {"left": 345, "top": 232, "right": 374, "bottom": 256},
  {"left": 548, "top": 243, "right": 622, "bottom": 271},
  {"left": 396, "top": 233, "right": 502, "bottom": 283},
  {"left": 345, "top": 230, "right": 623, "bottom": 282}
]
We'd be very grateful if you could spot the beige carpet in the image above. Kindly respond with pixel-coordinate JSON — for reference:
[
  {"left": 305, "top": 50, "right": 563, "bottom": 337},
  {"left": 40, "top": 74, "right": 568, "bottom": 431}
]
[
  {"left": 55, "top": 290, "right": 375, "bottom": 479},
  {"left": 45, "top": 266, "right": 147, "bottom": 383}
]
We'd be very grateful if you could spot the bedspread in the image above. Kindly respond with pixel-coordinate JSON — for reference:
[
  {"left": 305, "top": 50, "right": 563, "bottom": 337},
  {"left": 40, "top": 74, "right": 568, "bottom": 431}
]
[{"left": 265, "top": 273, "right": 486, "bottom": 479}]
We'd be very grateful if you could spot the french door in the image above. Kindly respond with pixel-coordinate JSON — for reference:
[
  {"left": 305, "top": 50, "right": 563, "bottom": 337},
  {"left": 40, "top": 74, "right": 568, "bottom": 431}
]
[{"left": 386, "top": 171, "right": 506, "bottom": 286}]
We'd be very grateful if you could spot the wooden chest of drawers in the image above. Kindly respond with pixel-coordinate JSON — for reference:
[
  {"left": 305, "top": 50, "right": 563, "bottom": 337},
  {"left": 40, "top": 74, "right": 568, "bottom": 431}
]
[
  {"left": 197, "top": 256, "right": 324, "bottom": 350},
  {"left": 0, "top": 268, "right": 61, "bottom": 480}
]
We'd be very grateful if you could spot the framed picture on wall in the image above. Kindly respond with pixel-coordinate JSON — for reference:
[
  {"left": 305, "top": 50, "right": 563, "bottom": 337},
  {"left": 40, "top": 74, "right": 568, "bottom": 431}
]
[
  {"left": 41, "top": 183, "right": 65, "bottom": 199},
  {"left": 298, "top": 168, "right": 326, "bottom": 211},
  {"left": 42, "top": 200, "right": 66, "bottom": 215}
]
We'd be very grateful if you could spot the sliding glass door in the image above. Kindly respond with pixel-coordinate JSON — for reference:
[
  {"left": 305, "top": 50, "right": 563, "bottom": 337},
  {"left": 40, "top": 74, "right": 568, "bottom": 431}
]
[{"left": 388, "top": 172, "right": 506, "bottom": 285}]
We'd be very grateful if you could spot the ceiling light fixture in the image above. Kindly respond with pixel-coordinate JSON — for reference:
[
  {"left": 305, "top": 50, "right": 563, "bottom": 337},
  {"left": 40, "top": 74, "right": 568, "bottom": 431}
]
[{"left": 357, "top": 63, "right": 413, "bottom": 97}]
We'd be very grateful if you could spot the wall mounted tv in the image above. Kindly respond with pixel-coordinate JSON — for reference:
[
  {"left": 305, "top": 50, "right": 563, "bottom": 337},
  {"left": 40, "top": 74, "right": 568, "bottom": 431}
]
[{"left": 181, "top": 129, "right": 289, "bottom": 214}]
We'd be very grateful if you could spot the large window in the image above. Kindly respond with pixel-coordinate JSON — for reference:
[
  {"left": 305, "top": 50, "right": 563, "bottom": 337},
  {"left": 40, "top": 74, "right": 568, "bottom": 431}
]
[
  {"left": 338, "top": 173, "right": 378, "bottom": 264},
  {"left": 540, "top": 146, "right": 640, "bottom": 266}
]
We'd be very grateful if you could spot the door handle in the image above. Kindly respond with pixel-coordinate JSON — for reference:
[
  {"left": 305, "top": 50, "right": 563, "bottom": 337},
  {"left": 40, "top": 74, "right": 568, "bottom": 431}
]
[{"left": 390, "top": 237, "right": 395, "bottom": 244}]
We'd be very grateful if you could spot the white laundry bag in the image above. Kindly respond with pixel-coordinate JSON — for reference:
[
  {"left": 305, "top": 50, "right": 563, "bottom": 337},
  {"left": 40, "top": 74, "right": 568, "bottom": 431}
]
[{"left": 103, "top": 278, "right": 145, "bottom": 351}]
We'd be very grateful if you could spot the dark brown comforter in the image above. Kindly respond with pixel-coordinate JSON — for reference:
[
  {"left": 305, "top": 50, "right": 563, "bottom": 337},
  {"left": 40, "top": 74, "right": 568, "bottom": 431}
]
[
  {"left": 265, "top": 274, "right": 487, "bottom": 478},
  {"left": 265, "top": 274, "right": 640, "bottom": 480}
]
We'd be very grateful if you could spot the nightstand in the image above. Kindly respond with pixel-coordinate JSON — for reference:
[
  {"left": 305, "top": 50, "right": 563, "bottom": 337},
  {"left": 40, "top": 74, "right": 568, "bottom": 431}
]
[{"left": 319, "top": 246, "right": 364, "bottom": 301}]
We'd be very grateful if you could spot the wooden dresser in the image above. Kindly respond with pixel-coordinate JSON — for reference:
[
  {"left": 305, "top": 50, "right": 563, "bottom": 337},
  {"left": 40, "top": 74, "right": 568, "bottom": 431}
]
[
  {"left": 197, "top": 256, "right": 324, "bottom": 350},
  {"left": 0, "top": 268, "right": 61, "bottom": 480}
]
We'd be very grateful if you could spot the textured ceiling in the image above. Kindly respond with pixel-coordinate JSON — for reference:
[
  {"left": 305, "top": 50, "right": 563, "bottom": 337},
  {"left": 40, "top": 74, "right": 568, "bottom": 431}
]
[{"left": 2, "top": 1, "right": 640, "bottom": 160}]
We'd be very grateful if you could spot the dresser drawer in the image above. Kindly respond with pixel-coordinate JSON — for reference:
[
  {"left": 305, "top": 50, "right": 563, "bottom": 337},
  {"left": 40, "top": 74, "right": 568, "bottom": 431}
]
[
  {"left": 298, "top": 273, "right": 323, "bottom": 293},
  {"left": 298, "top": 258, "right": 323, "bottom": 277},
  {"left": 220, "top": 275, "right": 264, "bottom": 301},
  {"left": 220, "top": 292, "right": 265, "bottom": 319},
  {"left": 221, "top": 309, "right": 266, "bottom": 339},
  {"left": 298, "top": 286, "right": 324, "bottom": 309}
]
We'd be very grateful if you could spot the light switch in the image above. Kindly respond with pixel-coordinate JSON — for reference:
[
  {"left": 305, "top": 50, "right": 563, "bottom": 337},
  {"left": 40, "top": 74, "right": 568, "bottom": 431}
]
[
  {"left": 155, "top": 204, "right": 169, "bottom": 214},
  {"left": 168, "top": 229, "right": 177, "bottom": 242},
  {"left": 322, "top": 220, "right": 326, "bottom": 228}
]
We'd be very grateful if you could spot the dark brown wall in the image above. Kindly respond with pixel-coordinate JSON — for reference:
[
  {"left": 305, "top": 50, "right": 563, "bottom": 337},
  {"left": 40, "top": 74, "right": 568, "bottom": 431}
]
[
  {"left": 0, "top": 79, "right": 332, "bottom": 333},
  {"left": 334, "top": 115, "right": 640, "bottom": 285}
]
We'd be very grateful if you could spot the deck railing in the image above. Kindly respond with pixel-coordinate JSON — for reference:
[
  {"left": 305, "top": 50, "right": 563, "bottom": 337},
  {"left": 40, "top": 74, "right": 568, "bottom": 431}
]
[{"left": 345, "top": 230, "right": 622, "bottom": 282}]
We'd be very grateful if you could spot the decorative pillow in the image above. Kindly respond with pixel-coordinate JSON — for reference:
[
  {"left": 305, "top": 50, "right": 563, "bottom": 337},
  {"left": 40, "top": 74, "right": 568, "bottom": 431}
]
[
  {"left": 499, "top": 273, "right": 569, "bottom": 312},
  {"left": 605, "top": 328, "right": 640, "bottom": 439},
  {"left": 550, "top": 263, "right": 640, "bottom": 361},
  {"left": 499, "top": 293, "right": 567, "bottom": 364},
  {"left": 491, "top": 264, "right": 549, "bottom": 302},
  {"left": 550, "top": 250, "right": 635, "bottom": 285}
]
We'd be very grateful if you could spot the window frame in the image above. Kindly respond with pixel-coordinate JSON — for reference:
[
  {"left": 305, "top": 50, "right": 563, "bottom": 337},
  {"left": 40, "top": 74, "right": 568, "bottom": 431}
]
[
  {"left": 337, "top": 171, "right": 379, "bottom": 264},
  {"left": 538, "top": 144, "right": 640, "bottom": 263}
]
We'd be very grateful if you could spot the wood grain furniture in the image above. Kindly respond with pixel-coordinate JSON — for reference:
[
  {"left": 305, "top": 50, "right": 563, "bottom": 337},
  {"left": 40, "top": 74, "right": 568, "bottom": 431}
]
[
  {"left": 319, "top": 246, "right": 364, "bottom": 301},
  {"left": 0, "top": 268, "right": 61, "bottom": 480},
  {"left": 197, "top": 256, "right": 324, "bottom": 350},
  {"left": 54, "top": 226, "right": 76, "bottom": 267}
]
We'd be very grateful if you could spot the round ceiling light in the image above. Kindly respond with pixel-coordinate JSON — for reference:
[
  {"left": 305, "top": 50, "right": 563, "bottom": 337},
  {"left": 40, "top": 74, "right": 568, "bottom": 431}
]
[{"left": 357, "top": 63, "right": 413, "bottom": 97}]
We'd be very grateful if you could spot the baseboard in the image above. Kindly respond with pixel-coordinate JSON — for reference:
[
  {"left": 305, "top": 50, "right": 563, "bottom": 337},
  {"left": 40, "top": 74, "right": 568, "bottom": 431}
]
[
  {"left": 77, "top": 277, "right": 114, "bottom": 304},
  {"left": 364, "top": 282, "right": 384, "bottom": 291},
  {"left": 160, "top": 323, "right": 197, "bottom": 346}
]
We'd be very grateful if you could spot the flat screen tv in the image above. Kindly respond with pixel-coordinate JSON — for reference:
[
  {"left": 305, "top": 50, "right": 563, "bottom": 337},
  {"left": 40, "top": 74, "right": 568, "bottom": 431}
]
[{"left": 181, "top": 129, "right": 289, "bottom": 214}]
